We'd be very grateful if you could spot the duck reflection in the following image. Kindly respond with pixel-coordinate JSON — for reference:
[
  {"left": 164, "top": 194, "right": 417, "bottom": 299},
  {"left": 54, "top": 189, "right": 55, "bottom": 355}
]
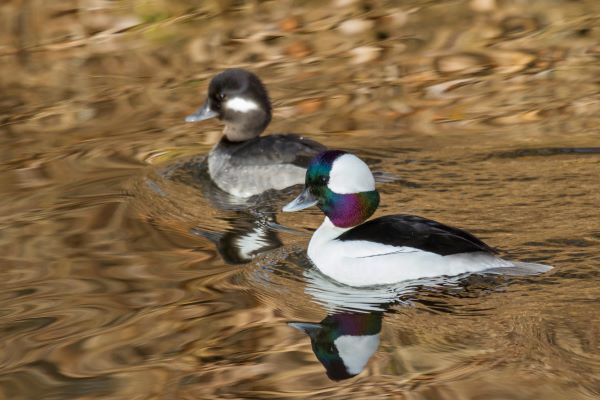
[
  {"left": 289, "top": 311, "right": 383, "bottom": 381},
  {"left": 160, "top": 154, "right": 297, "bottom": 265},
  {"left": 284, "top": 266, "right": 406, "bottom": 381},
  {"left": 285, "top": 256, "right": 552, "bottom": 381},
  {"left": 191, "top": 212, "right": 282, "bottom": 265}
]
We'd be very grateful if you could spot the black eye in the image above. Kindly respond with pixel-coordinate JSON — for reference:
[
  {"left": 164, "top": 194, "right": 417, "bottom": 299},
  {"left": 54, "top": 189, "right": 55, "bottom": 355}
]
[
  {"left": 218, "top": 92, "right": 227, "bottom": 101},
  {"left": 319, "top": 176, "right": 329, "bottom": 185}
]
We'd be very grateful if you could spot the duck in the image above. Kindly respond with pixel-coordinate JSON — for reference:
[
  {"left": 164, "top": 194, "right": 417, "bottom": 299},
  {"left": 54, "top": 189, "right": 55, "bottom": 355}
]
[
  {"left": 185, "top": 68, "right": 326, "bottom": 198},
  {"left": 283, "top": 150, "right": 551, "bottom": 287},
  {"left": 289, "top": 311, "right": 383, "bottom": 381}
]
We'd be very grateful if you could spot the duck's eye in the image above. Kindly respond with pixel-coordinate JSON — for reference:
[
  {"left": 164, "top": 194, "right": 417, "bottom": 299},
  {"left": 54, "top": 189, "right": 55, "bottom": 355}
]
[
  {"left": 218, "top": 93, "right": 227, "bottom": 101},
  {"left": 319, "top": 176, "right": 329, "bottom": 185}
]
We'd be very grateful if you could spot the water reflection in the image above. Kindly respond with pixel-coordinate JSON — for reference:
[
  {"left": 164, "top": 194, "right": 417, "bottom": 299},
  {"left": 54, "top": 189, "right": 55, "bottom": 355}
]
[
  {"left": 289, "top": 311, "right": 383, "bottom": 381},
  {"left": 286, "top": 266, "right": 395, "bottom": 381},
  {"left": 191, "top": 212, "right": 282, "bottom": 265},
  {"left": 158, "top": 154, "right": 296, "bottom": 264},
  {"left": 286, "top": 262, "right": 559, "bottom": 381}
]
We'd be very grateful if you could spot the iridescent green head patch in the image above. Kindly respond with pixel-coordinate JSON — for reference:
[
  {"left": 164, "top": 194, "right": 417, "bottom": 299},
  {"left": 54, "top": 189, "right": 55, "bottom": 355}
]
[
  {"left": 306, "top": 150, "right": 347, "bottom": 187},
  {"left": 306, "top": 151, "right": 379, "bottom": 227}
]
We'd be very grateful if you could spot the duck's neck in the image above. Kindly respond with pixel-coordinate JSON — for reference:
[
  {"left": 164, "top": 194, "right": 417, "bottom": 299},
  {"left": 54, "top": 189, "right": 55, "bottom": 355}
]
[
  {"left": 308, "top": 217, "right": 351, "bottom": 257},
  {"left": 223, "top": 123, "right": 260, "bottom": 142},
  {"left": 321, "top": 190, "right": 380, "bottom": 228},
  {"left": 325, "top": 312, "right": 383, "bottom": 336},
  {"left": 222, "top": 108, "right": 271, "bottom": 142},
  {"left": 318, "top": 217, "right": 352, "bottom": 239}
]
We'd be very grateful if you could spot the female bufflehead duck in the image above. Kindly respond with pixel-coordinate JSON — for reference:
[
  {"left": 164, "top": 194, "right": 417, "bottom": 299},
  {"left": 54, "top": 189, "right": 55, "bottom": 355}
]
[
  {"left": 185, "top": 68, "right": 325, "bottom": 198},
  {"left": 283, "top": 150, "right": 551, "bottom": 287},
  {"left": 191, "top": 211, "right": 282, "bottom": 265}
]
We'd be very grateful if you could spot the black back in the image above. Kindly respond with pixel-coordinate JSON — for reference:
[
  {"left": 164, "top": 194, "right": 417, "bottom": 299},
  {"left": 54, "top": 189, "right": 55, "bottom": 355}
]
[
  {"left": 216, "top": 134, "right": 326, "bottom": 168},
  {"left": 336, "top": 214, "right": 497, "bottom": 256}
]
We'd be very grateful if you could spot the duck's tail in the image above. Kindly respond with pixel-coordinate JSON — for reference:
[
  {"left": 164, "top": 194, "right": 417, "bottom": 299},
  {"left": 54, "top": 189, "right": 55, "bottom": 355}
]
[{"left": 486, "top": 260, "right": 553, "bottom": 276}]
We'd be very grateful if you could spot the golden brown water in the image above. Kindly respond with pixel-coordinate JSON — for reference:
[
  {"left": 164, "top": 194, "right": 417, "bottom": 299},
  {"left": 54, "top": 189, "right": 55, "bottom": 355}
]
[{"left": 1, "top": 1, "right": 599, "bottom": 399}]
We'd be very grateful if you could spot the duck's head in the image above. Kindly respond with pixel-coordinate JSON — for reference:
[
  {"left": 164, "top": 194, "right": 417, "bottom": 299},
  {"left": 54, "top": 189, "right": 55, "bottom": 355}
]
[
  {"left": 289, "top": 312, "right": 382, "bottom": 381},
  {"left": 185, "top": 69, "right": 272, "bottom": 141},
  {"left": 283, "top": 150, "right": 380, "bottom": 228}
]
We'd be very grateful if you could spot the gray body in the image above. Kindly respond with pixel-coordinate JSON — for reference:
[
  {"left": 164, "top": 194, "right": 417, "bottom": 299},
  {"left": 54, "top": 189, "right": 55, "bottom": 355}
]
[{"left": 207, "top": 134, "right": 325, "bottom": 198}]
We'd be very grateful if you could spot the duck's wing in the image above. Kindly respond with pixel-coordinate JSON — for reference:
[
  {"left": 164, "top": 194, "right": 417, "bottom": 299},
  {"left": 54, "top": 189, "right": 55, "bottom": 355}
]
[
  {"left": 336, "top": 215, "right": 497, "bottom": 256},
  {"left": 227, "top": 134, "right": 326, "bottom": 167}
]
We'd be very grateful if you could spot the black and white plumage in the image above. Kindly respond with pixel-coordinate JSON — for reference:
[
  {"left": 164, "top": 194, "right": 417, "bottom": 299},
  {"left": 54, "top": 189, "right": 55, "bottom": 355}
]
[
  {"left": 337, "top": 215, "right": 497, "bottom": 256},
  {"left": 283, "top": 150, "right": 552, "bottom": 287},
  {"left": 186, "top": 69, "right": 326, "bottom": 198},
  {"left": 289, "top": 311, "right": 383, "bottom": 381}
]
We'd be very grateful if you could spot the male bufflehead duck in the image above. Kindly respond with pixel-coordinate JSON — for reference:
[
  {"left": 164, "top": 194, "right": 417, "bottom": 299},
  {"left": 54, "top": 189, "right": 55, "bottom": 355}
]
[
  {"left": 185, "top": 69, "right": 326, "bottom": 198},
  {"left": 283, "top": 150, "right": 551, "bottom": 287},
  {"left": 289, "top": 312, "right": 382, "bottom": 381}
]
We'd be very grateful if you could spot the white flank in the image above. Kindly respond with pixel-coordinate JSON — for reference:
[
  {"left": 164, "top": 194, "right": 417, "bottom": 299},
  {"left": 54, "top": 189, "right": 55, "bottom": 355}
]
[
  {"left": 334, "top": 334, "right": 380, "bottom": 375},
  {"left": 225, "top": 97, "right": 260, "bottom": 113},
  {"left": 306, "top": 218, "right": 550, "bottom": 287},
  {"left": 328, "top": 154, "right": 376, "bottom": 194}
]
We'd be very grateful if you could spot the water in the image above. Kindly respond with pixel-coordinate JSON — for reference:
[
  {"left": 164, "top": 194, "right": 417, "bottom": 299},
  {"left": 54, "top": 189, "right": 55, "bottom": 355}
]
[{"left": 1, "top": 1, "right": 599, "bottom": 398}]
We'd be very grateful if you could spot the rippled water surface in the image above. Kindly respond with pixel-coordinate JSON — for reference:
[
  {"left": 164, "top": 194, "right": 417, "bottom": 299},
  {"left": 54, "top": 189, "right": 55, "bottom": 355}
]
[{"left": 1, "top": 1, "right": 599, "bottom": 399}]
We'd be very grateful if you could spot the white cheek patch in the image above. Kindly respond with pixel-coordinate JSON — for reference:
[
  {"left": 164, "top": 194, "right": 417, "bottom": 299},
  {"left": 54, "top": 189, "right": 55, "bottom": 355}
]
[
  {"left": 328, "top": 154, "right": 376, "bottom": 194},
  {"left": 225, "top": 97, "right": 259, "bottom": 113}
]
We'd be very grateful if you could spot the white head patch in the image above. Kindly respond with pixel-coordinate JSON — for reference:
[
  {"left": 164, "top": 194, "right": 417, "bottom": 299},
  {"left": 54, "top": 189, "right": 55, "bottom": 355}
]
[
  {"left": 328, "top": 154, "right": 376, "bottom": 194},
  {"left": 225, "top": 97, "right": 260, "bottom": 113},
  {"left": 334, "top": 334, "right": 380, "bottom": 375}
]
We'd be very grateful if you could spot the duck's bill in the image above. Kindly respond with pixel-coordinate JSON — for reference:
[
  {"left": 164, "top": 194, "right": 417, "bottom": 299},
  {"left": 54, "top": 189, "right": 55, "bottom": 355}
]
[
  {"left": 282, "top": 188, "right": 317, "bottom": 212},
  {"left": 288, "top": 321, "right": 321, "bottom": 338},
  {"left": 185, "top": 101, "right": 218, "bottom": 122}
]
